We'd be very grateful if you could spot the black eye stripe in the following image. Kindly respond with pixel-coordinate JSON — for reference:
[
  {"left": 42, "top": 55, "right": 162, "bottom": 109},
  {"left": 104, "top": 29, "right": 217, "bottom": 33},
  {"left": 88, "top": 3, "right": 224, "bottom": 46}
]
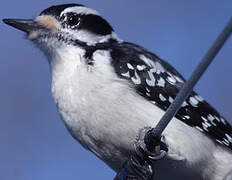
[{"left": 79, "top": 15, "right": 113, "bottom": 35}]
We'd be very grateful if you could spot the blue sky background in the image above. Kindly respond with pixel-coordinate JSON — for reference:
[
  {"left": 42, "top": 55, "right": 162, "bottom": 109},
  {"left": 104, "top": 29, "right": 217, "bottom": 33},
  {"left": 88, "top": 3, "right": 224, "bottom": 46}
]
[{"left": 1, "top": 1, "right": 232, "bottom": 180}]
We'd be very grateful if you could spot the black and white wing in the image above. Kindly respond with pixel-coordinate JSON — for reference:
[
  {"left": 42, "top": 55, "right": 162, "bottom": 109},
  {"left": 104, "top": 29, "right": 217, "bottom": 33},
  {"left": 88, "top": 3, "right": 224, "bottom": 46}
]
[{"left": 110, "top": 42, "right": 232, "bottom": 150}]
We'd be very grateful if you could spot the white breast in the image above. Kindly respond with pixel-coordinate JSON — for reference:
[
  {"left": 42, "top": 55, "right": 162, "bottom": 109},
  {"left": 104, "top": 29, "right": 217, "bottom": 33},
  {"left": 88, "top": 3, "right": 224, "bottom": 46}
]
[{"left": 49, "top": 47, "right": 232, "bottom": 179}]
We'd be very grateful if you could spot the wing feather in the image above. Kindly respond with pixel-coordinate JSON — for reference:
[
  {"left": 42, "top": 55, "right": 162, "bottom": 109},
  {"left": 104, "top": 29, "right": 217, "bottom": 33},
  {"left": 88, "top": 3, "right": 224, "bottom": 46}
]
[{"left": 110, "top": 42, "right": 232, "bottom": 149}]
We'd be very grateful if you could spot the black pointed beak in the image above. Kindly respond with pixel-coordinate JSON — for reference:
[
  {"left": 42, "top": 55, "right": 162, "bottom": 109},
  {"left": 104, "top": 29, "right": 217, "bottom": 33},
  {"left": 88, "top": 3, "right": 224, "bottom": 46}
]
[{"left": 3, "top": 19, "right": 43, "bottom": 33}]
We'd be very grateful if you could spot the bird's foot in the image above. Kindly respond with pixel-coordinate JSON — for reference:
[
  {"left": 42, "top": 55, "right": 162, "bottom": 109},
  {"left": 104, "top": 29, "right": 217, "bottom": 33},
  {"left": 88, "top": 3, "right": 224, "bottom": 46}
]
[
  {"left": 135, "top": 127, "right": 168, "bottom": 163},
  {"left": 114, "top": 127, "right": 168, "bottom": 180}
]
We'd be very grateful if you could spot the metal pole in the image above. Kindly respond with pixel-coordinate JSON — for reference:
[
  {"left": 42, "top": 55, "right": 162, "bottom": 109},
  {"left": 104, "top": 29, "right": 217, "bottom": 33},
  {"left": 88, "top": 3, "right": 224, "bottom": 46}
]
[{"left": 151, "top": 18, "right": 232, "bottom": 139}]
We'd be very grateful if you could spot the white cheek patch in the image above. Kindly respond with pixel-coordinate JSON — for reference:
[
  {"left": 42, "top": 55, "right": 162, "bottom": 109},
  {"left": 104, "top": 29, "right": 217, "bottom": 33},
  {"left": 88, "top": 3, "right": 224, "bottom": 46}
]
[
  {"left": 61, "top": 6, "right": 100, "bottom": 16},
  {"left": 35, "top": 15, "right": 61, "bottom": 30}
]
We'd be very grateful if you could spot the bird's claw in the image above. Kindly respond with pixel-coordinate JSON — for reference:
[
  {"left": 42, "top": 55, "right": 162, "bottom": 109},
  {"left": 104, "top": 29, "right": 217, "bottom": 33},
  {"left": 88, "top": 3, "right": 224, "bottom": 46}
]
[
  {"left": 134, "top": 127, "right": 168, "bottom": 163},
  {"left": 114, "top": 127, "right": 168, "bottom": 180}
]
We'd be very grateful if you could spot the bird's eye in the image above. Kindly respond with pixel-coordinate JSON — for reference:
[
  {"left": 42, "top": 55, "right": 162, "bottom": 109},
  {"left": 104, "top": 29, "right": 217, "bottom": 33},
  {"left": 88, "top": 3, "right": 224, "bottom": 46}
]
[{"left": 67, "top": 15, "right": 80, "bottom": 28}]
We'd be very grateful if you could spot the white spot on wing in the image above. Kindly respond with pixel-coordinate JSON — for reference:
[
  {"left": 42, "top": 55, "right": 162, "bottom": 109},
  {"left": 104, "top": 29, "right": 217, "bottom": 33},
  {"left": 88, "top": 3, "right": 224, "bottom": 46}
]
[
  {"left": 181, "top": 101, "right": 188, "bottom": 107},
  {"left": 139, "top": 55, "right": 165, "bottom": 76},
  {"left": 223, "top": 140, "right": 229, "bottom": 146},
  {"left": 174, "top": 75, "right": 184, "bottom": 83},
  {"left": 216, "top": 139, "right": 223, "bottom": 145},
  {"left": 137, "top": 65, "right": 146, "bottom": 71},
  {"left": 131, "top": 71, "right": 141, "bottom": 85},
  {"left": 204, "top": 121, "right": 212, "bottom": 127},
  {"left": 146, "top": 88, "right": 151, "bottom": 92},
  {"left": 223, "top": 138, "right": 230, "bottom": 144},
  {"left": 167, "top": 76, "right": 176, "bottom": 84},
  {"left": 155, "top": 62, "right": 165, "bottom": 74},
  {"left": 159, "top": 94, "right": 167, "bottom": 102},
  {"left": 201, "top": 116, "right": 208, "bottom": 122},
  {"left": 140, "top": 55, "right": 154, "bottom": 67},
  {"left": 207, "top": 114, "right": 216, "bottom": 126},
  {"left": 214, "top": 116, "right": 220, "bottom": 122},
  {"left": 127, "top": 63, "right": 134, "bottom": 70},
  {"left": 189, "top": 97, "right": 199, "bottom": 107},
  {"left": 201, "top": 117, "right": 212, "bottom": 128},
  {"left": 167, "top": 72, "right": 176, "bottom": 84},
  {"left": 220, "top": 117, "right": 227, "bottom": 125},
  {"left": 169, "top": 96, "right": 174, "bottom": 103},
  {"left": 146, "top": 79, "right": 155, "bottom": 87},
  {"left": 208, "top": 114, "right": 214, "bottom": 121},
  {"left": 195, "top": 126, "right": 203, "bottom": 132},
  {"left": 225, "top": 134, "right": 232, "bottom": 143},
  {"left": 202, "top": 122, "right": 209, "bottom": 131},
  {"left": 150, "top": 101, "right": 156, "bottom": 104},
  {"left": 146, "top": 68, "right": 156, "bottom": 87},
  {"left": 121, "top": 71, "right": 130, "bottom": 78},
  {"left": 157, "top": 77, "right": 165, "bottom": 87}
]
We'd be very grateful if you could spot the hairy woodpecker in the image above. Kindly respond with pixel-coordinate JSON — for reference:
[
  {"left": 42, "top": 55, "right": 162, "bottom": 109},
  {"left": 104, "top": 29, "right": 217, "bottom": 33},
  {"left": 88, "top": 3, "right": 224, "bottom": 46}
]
[{"left": 3, "top": 4, "right": 232, "bottom": 180}]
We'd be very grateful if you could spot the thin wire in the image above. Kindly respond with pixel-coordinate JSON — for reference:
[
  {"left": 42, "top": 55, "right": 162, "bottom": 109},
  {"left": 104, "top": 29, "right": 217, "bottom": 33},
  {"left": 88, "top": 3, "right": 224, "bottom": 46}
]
[{"left": 151, "top": 18, "right": 232, "bottom": 138}]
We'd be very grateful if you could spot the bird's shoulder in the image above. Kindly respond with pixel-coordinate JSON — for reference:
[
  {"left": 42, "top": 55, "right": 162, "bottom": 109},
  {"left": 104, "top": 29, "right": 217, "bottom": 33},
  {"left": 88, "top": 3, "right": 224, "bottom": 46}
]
[{"left": 108, "top": 41, "right": 232, "bottom": 150}]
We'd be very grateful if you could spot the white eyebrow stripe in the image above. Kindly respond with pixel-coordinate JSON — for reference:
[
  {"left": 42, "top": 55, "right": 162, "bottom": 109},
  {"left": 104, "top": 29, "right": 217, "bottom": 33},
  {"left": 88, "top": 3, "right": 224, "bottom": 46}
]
[{"left": 61, "top": 6, "right": 100, "bottom": 16}]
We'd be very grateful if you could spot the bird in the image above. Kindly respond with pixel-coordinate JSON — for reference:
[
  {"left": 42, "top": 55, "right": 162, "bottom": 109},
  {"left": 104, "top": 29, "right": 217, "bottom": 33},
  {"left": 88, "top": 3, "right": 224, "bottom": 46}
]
[{"left": 3, "top": 3, "right": 232, "bottom": 180}]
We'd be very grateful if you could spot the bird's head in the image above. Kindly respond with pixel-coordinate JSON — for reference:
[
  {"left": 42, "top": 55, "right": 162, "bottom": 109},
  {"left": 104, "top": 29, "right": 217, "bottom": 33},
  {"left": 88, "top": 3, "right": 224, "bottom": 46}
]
[{"left": 3, "top": 4, "right": 120, "bottom": 56}]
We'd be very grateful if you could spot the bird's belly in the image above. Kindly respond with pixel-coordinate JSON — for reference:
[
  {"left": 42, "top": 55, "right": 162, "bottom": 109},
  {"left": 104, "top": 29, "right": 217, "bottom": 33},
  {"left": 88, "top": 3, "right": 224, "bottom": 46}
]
[
  {"left": 51, "top": 69, "right": 224, "bottom": 179},
  {"left": 56, "top": 91, "right": 204, "bottom": 179},
  {"left": 52, "top": 82, "right": 160, "bottom": 170}
]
